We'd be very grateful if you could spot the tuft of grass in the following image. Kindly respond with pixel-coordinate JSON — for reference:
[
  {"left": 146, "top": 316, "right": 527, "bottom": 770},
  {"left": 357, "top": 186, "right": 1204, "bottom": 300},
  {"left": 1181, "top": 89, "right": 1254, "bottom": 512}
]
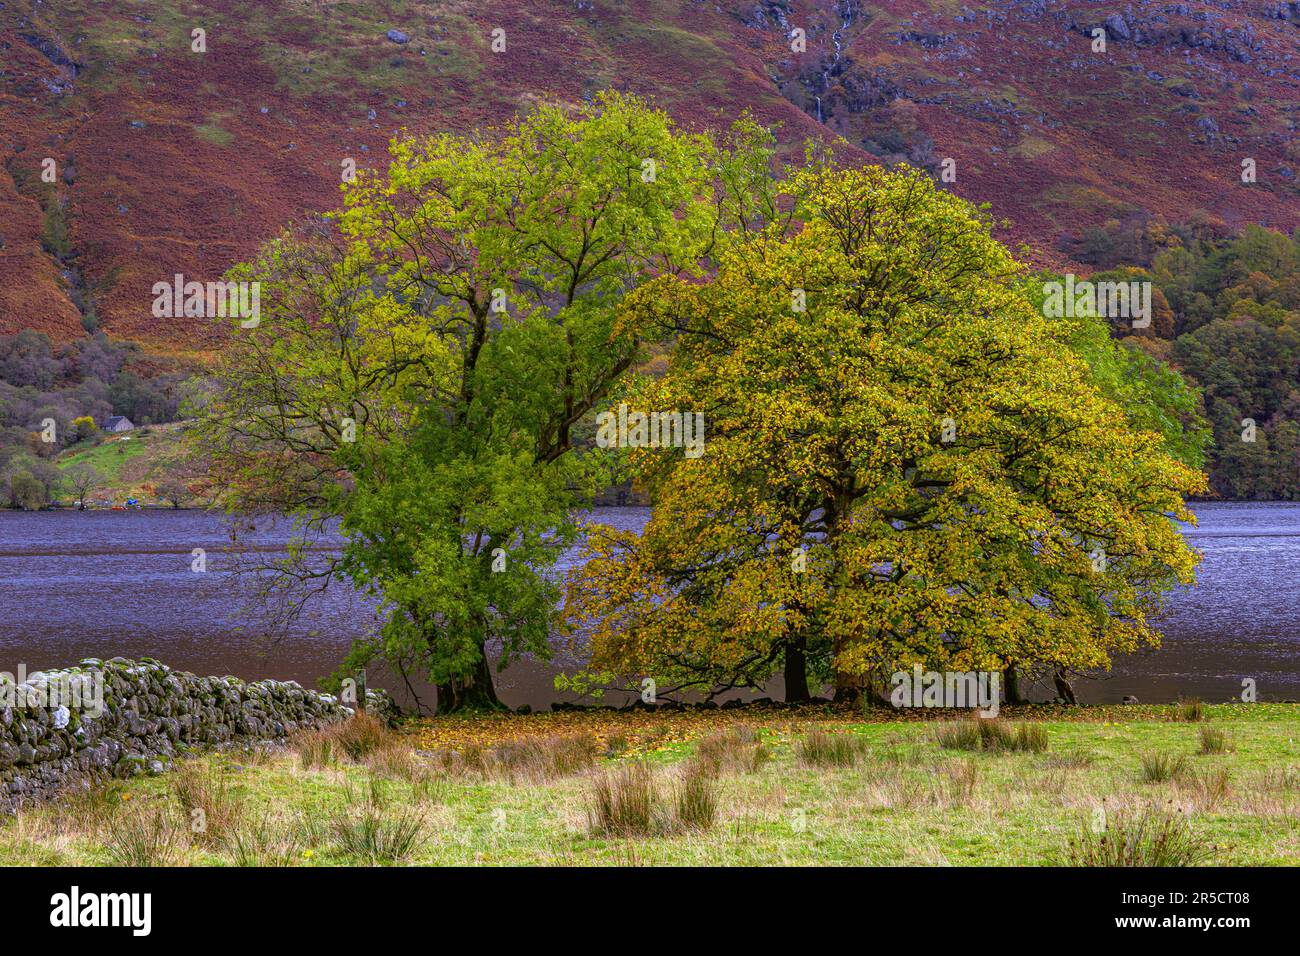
[
  {"left": 362, "top": 745, "right": 435, "bottom": 785},
  {"left": 1068, "top": 806, "right": 1215, "bottom": 866},
  {"left": 48, "top": 784, "right": 124, "bottom": 838},
  {"left": 291, "top": 713, "right": 399, "bottom": 770},
  {"left": 483, "top": 734, "right": 599, "bottom": 783},
  {"left": 940, "top": 759, "right": 981, "bottom": 807},
  {"left": 432, "top": 734, "right": 598, "bottom": 782},
  {"left": 873, "top": 772, "right": 933, "bottom": 810},
  {"left": 223, "top": 812, "right": 304, "bottom": 867},
  {"left": 1043, "top": 751, "right": 1094, "bottom": 770},
  {"left": 978, "top": 719, "right": 1017, "bottom": 751},
  {"left": 1011, "top": 723, "right": 1050, "bottom": 753},
  {"left": 234, "top": 742, "right": 277, "bottom": 768},
  {"left": 1177, "top": 698, "right": 1205, "bottom": 722},
  {"left": 333, "top": 713, "right": 400, "bottom": 761},
  {"left": 440, "top": 743, "right": 486, "bottom": 775},
  {"left": 797, "top": 729, "right": 868, "bottom": 767},
  {"left": 291, "top": 728, "right": 338, "bottom": 770},
  {"left": 934, "top": 720, "right": 982, "bottom": 751},
  {"left": 1199, "top": 725, "right": 1229, "bottom": 755},
  {"left": 1139, "top": 751, "right": 1190, "bottom": 783},
  {"left": 1183, "top": 768, "right": 1232, "bottom": 811},
  {"left": 935, "top": 719, "right": 1048, "bottom": 753},
  {"left": 586, "top": 762, "right": 661, "bottom": 837},
  {"left": 168, "top": 760, "right": 244, "bottom": 848},
  {"left": 585, "top": 760, "right": 717, "bottom": 837},
  {"left": 325, "top": 780, "right": 427, "bottom": 865},
  {"left": 329, "top": 808, "right": 427, "bottom": 865},
  {"left": 693, "top": 726, "right": 771, "bottom": 776},
  {"left": 105, "top": 804, "right": 184, "bottom": 867},
  {"left": 674, "top": 765, "right": 718, "bottom": 831},
  {"left": 1262, "top": 765, "right": 1300, "bottom": 793}
]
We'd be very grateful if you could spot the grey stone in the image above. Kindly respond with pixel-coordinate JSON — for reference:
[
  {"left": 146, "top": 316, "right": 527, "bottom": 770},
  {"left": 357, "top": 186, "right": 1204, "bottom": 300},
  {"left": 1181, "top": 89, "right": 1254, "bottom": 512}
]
[{"left": 1, "top": 658, "right": 398, "bottom": 810}]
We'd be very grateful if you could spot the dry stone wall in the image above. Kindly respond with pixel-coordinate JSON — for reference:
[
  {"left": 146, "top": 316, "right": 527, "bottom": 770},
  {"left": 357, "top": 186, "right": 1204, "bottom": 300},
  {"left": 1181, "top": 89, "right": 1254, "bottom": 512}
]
[{"left": 0, "top": 657, "right": 397, "bottom": 808}]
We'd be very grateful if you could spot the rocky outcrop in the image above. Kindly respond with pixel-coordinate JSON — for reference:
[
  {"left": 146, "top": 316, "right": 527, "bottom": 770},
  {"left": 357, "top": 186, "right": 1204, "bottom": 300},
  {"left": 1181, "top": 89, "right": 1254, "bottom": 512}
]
[
  {"left": 17, "top": 32, "right": 79, "bottom": 74},
  {"left": 0, "top": 658, "right": 398, "bottom": 809},
  {"left": 737, "top": 1, "right": 792, "bottom": 33},
  {"left": 1070, "top": 6, "right": 1271, "bottom": 66}
]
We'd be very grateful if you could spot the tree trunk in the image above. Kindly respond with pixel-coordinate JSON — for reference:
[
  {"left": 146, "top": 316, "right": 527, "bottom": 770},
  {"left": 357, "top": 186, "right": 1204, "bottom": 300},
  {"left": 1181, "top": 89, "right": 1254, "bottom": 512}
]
[
  {"left": 784, "top": 635, "right": 810, "bottom": 703},
  {"left": 435, "top": 642, "right": 505, "bottom": 713},
  {"left": 1053, "top": 668, "right": 1078, "bottom": 705},
  {"left": 833, "top": 681, "right": 861, "bottom": 706},
  {"left": 1005, "top": 667, "right": 1026, "bottom": 705},
  {"left": 832, "top": 660, "right": 863, "bottom": 705}
]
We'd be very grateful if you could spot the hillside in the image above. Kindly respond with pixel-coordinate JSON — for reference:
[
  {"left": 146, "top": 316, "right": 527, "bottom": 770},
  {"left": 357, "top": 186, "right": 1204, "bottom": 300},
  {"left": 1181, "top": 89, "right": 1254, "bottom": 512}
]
[
  {"left": 55, "top": 420, "right": 196, "bottom": 505},
  {"left": 2, "top": 1, "right": 1298, "bottom": 348}
]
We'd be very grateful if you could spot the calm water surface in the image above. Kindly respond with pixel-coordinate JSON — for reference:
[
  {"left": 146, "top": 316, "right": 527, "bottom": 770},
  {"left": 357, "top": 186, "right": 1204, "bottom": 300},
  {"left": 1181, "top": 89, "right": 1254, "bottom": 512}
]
[{"left": 0, "top": 503, "right": 1296, "bottom": 708}]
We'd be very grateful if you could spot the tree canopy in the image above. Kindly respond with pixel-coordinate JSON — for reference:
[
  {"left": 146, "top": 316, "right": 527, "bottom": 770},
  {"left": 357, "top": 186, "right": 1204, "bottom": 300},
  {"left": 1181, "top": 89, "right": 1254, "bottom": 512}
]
[
  {"left": 562, "top": 163, "right": 1206, "bottom": 704},
  {"left": 196, "top": 92, "right": 775, "bottom": 709},
  {"left": 199, "top": 98, "right": 1209, "bottom": 711}
]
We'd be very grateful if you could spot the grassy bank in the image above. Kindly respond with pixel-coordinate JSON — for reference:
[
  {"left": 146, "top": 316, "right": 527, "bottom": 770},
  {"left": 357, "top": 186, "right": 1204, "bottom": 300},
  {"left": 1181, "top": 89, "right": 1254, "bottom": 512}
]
[
  {"left": 55, "top": 421, "right": 194, "bottom": 506},
  {"left": 2, "top": 704, "right": 1297, "bottom": 866}
]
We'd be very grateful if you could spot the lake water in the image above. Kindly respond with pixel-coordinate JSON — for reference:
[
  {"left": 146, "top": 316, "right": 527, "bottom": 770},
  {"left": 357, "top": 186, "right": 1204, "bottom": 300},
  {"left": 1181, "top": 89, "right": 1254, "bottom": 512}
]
[{"left": 0, "top": 502, "right": 1296, "bottom": 708}]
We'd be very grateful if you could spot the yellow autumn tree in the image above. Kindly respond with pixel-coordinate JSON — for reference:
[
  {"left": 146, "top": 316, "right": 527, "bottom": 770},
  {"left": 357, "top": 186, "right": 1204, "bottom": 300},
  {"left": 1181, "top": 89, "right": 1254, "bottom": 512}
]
[{"left": 563, "top": 163, "right": 1205, "bottom": 704}]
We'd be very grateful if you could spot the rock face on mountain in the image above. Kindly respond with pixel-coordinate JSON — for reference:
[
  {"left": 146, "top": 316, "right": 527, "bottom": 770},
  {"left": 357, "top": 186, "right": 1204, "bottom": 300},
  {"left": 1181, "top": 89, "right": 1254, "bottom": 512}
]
[
  {"left": 2, "top": 0, "right": 1297, "bottom": 346},
  {"left": 0, "top": 658, "right": 397, "bottom": 808}
]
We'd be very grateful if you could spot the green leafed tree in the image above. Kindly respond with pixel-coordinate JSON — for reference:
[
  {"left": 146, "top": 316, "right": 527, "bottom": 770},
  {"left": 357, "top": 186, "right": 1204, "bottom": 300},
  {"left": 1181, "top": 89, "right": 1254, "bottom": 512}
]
[{"left": 195, "top": 93, "right": 775, "bottom": 711}]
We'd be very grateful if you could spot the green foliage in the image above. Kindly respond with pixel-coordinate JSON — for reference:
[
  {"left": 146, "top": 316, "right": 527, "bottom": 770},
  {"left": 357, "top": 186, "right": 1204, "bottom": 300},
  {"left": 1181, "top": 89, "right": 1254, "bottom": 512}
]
[
  {"left": 0, "top": 330, "right": 190, "bottom": 479},
  {"left": 60, "top": 462, "right": 103, "bottom": 505},
  {"left": 40, "top": 200, "right": 71, "bottom": 259},
  {"left": 1056, "top": 216, "right": 1300, "bottom": 498},
  {"left": 1, "top": 454, "right": 57, "bottom": 509},
  {"left": 199, "top": 93, "right": 774, "bottom": 710},
  {"left": 70, "top": 416, "right": 97, "bottom": 443},
  {"left": 1025, "top": 273, "right": 1210, "bottom": 470}
]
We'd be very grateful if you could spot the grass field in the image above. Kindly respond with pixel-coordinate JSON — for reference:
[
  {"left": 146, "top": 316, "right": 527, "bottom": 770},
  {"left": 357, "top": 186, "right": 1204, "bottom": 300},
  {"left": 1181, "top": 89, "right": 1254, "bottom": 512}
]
[
  {"left": 2, "top": 703, "right": 1297, "bottom": 866},
  {"left": 55, "top": 422, "right": 192, "bottom": 505}
]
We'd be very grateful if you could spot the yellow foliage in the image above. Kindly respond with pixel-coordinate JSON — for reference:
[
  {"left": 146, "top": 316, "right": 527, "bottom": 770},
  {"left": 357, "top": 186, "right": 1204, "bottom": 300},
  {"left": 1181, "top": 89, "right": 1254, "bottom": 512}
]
[{"left": 565, "top": 163, "right": 1205, "bottom": 696}]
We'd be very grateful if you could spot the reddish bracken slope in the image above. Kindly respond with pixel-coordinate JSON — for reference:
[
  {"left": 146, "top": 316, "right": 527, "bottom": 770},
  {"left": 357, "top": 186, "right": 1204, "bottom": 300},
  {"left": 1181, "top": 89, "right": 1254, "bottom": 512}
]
[{"left": 1, "top": 0, "right": 1297, "bottom": 347}]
